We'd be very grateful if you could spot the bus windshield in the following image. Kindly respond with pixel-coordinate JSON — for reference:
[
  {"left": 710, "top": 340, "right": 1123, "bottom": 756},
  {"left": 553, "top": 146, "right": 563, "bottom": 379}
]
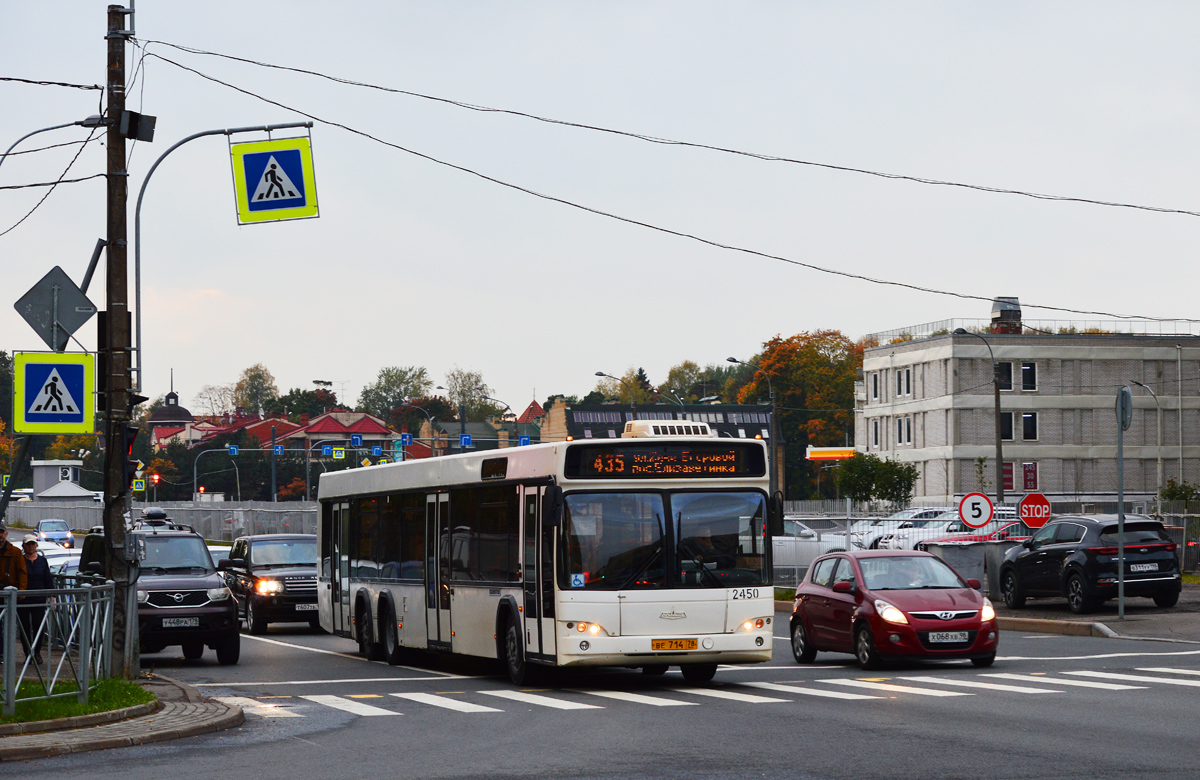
[{"left": 561, "top": 491, "right": 769, "bottom": 590}]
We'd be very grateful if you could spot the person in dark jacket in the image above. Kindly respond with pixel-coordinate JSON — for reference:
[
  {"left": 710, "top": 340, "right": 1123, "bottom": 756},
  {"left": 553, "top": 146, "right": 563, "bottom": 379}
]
[
  {"left": 20, "top": 535, "right": 53, "bottom": 663},
  {"left": 0, "top": 521, "right": 28, "bottom": 663}
]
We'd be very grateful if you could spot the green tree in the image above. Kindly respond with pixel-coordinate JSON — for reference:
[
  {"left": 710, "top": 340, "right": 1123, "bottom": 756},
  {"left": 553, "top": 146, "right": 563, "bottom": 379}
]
[
  {"left": 357, "top": 366, "right": 432, "bottom": 419},
  {"left": 661, "top": 361, "right": 703, "bottom": 402},
  {"left": 270, "top": 388, "right": 340, "bottom": 420},
  {"left": 837, "top": 454, "right": 878, "bottom": 502},
  {"left": 875, "top": 460, "right": 920, "bottom": 504},
  {"left": 233, "top": 364, "right": 279, "bottom": 413},
  {"left": 389, "top": 395, "right": 455, "bottom": 434},
  {"left": 1161, "top": 479, "right": 1200, "bottom": 502},
  {"left": 444, "top": 367, "right": 503, "bottom": 421}
]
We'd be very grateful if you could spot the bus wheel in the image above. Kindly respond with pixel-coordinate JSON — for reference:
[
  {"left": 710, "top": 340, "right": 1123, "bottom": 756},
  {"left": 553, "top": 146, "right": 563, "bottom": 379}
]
[
  {"left": 357, "top": 604, "right": 385, "bottom": 662},
  {"left": 680, "top": 663, "right": 717, "bottom": 683},
  {"left": 383, "top": 602, "right": 406, "bottom": 666},
  {"left": 504, "top": 620, "right": 530, "bottom": 685}
]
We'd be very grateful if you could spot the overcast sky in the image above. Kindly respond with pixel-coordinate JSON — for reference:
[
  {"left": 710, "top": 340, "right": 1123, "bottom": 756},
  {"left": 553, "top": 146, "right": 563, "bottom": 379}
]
[{"left": 4, "top": 3, "right": 1199, "bottom": 415}]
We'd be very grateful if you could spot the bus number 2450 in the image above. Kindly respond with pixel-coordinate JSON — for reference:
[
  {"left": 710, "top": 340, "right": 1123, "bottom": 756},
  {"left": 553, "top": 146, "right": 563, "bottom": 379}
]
[{"left": 731, "top": 588, "right": 760, "bottom": 600}]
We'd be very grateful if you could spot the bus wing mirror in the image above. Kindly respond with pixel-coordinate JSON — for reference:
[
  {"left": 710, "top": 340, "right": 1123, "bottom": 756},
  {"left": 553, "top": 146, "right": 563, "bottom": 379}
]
[{"left": 768, "top": 493, "right": 784, "bottom": 537}]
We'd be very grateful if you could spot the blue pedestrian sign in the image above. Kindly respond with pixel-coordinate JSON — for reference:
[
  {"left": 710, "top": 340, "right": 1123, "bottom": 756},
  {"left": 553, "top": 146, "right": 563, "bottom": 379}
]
[
  {"left": 274, "top": 445, "right": 284, "bottom": 456},
  {"left": 2, "top": 476, "right": 8, "bottom": 487},
  {"left": 228, "top": 445, "right": 239, "bottom": 456},
  {"left": 332, "top": 448, "right": 345, "bottom": 460},
  {"left": 321, "top": 445, "right": 332, "bottom": 456},
  {"left": 351, "top": 435, "right": 363, "bottom": 447},
  {"left": 460, "top": 434, "right": 471, "bottom": 448},
  {"left": 518, "top": 436, "right": 531, "bottom": 447},
  {"left": 13, "top": 352, "right": 94, "bottom": 434},
  {"left": 230, "top": 137, "right": 319, "bottom": 225},
  {"left": 399, "top": 434, "right": 413, "bottom": 446},
  {"left": 132, "top": 479, "right": 146, "bottom": 492},
  {"left": 371, "top": 446, "right": 382, "bottom": 456}
]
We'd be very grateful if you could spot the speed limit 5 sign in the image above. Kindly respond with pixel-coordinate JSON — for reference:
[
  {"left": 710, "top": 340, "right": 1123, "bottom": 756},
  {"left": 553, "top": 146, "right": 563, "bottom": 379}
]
[{"left": 958, "top": 492, "right": 995, "bottom": 529}]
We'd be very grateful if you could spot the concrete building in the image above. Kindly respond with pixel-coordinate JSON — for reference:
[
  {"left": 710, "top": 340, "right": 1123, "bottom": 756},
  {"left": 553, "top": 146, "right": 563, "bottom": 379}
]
[{"left": 855, "top": 300, "right": 1200, "bottom": 504}]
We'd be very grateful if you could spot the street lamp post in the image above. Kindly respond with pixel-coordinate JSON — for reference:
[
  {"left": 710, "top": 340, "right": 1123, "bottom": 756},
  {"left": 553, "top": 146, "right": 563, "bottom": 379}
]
[
  {"left": 396, "top": 402, "right": 437, "bottom": 459},
  {"left": 1131, "top": 380, "right": 1163, "bottom": 514},
  {"left": 727, "top": 357, "right": 781, "bottom": 500},
  {"left": 954, "top": 328, "right": 1004, "bottom": 506},
  {"left": 596, "top": 372, "right": 638, "bottom": 420},
  {"left": 481, "top": 393, "right": 517, "bottom": 447},
  {"left": 654, "top": 387, "right": 687, "bottom": 417}
]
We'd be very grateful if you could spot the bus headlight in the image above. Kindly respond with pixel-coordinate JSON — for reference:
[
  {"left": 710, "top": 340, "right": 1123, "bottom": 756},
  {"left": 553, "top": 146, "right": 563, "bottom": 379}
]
[
  {"left": 570, "top": 622, "right": 606, "bottom": 636},
  {"left": 742, "top": 618, "right": 766, "bottom": 631},
  {"left": 256, "top": 579, "right": 283, "bottom": 595}
]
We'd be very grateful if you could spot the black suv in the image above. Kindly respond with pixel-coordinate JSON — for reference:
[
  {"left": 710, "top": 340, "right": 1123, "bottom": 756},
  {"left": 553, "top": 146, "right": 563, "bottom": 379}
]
[
  {"left": 79, "top": 520, "right": 240, "bottom": 664},
  {"left": 220, "top": 534, "right": 319, "bottom": 634},
  {"left": 999, "top": 515, "right": 1182, "bottom": 614}
]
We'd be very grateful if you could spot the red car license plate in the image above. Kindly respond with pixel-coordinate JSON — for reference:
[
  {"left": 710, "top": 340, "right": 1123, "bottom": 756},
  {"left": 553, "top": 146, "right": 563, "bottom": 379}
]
[{"left": 928, "top": 631, "right": 968, "bottom": 643}]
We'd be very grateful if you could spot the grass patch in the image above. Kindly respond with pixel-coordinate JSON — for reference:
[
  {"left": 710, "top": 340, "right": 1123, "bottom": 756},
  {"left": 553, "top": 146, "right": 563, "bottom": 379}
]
[
  {"left": 1183, "top": 573, "right": 1200, "bottom": 585},
  {"left": 0, "top": 677, "right": 155, "bottom": 725},
  {"left": 774, "top": 587, "right": 796, "bottom": 601}
]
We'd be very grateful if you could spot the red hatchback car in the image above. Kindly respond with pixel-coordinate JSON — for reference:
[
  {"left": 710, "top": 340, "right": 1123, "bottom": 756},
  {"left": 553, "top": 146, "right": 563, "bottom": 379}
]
[{"left": 790, "top": 550, "right": 998, "bottom": 670}]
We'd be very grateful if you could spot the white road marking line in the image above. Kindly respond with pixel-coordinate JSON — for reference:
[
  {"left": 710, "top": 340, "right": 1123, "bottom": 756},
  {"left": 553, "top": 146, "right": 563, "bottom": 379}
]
[
  {"left": 215, "top": 696, "right": 303, "bottom": 717},
  {"left": 240, "top": 634, "right": 468, "bottom": 677},
  {"left": 997, "top": 649, "right": 1200, "bottom": 662},
  {"left": 982, "top": 673, "right": 1144, "bottom": 691},
  {"left": 480, "top": 690, "right": 601, "bottom": 710},
  {"left": 820, "top": 679, "right": 971, "bottom": 697},
  {"left": 571, "top": 689, "right": 697, "bottom": 706},
  {"left": 301, "top": 694, "right": 399, "bottom": 716},
  {"left": 193, "top": 676, "right": 473, "bottom": 687},
  {"left": 674, "top": 687, "right": 787, "bottom": 704},
  {"left": 1136, "top": 667, "right": 1200, "bottom": 677},
  {"left": 390, "top": 692, "right": 503, "bottom": 713},
  {"left": 896, "top": 676, "right": 1061, "bottom": 694},
  {"left": 1067, "top": 670, "right": 1200, "bottom": 688},
  {"left": 742, "top": 681, "right": 881, "bottom": 700}
]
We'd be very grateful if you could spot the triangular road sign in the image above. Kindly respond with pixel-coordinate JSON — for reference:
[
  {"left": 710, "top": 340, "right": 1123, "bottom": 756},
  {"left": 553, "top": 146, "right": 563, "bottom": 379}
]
[
  {"left": 30, "top": 368, "right": 80, "bottom": 414},
  {"left": 251, "top": 155, "right": 301, "bottom": 202}
]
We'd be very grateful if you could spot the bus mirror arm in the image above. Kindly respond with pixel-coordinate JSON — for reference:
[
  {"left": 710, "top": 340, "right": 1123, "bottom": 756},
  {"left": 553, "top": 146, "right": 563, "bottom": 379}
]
[{"left": 768, "top": 492, "right": 785, "bottom": 537}]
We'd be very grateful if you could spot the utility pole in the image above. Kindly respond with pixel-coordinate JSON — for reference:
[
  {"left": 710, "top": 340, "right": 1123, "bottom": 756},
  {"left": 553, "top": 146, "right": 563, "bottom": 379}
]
[{"left": 101, "top": 4, "right": 137, "bottom": 679}]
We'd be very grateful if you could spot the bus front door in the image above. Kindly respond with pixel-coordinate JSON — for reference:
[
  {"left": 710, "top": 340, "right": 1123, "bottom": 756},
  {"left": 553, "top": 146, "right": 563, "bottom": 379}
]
[
  {"left": 331, "top": 501, "right": 351, "bottom": 636},
  {"left": 426, "top": 493, "right": 452, "bottom": 651},
  {"left": 523, "top": 486, "right": 556, "bottom": 661}
]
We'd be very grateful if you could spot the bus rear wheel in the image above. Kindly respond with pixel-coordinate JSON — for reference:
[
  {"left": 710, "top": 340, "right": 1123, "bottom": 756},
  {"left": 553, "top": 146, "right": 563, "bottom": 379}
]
[
  {"left": 504, "top": 620, "right": 531, "bottom": 685},
  {"left": 680, "top": 663, "right": 717, "bottom": 683},
  {"left": 357, "top": 604, "right": 385, "bottom": 662},
  {"left": 383, "top": 602, "right": 406, "bottom": 666}
]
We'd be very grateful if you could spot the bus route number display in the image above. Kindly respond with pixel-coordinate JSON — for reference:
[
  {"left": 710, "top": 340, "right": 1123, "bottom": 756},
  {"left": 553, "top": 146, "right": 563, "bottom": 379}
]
[{"left": 567, "top": 443, "right": 765, "bottom": 479}]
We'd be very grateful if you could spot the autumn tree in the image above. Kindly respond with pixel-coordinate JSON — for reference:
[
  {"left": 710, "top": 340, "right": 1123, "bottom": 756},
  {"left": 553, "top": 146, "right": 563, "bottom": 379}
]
[
  {"left": 592, "top": 368, "right": 654, "bottom": 406},
  {"left": 45, "top": 434, "right": 100, "bottom": 461},
  {"left": 738, "top": 330, "right": 861, "bottom": 499},
  {"left": 444, "top": 367, "right": 503, "bottom": 421},
  {"left": 277, "top": 477, "right": 308, "bottom": 501},
  {"left": 357, "top": 366, "right": 433, "bottom": 419},
  {"left": 233, "top": 364, "right": 279, "bottom": 414},
  {"left": 194, "top": 383, "right": 236, "bottom": 416}
]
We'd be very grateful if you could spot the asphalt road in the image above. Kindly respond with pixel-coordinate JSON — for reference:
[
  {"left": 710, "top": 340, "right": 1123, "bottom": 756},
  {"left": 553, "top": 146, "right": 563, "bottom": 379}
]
[{"left": 7, "top": 621, "right": 1200, "bottom": 780}]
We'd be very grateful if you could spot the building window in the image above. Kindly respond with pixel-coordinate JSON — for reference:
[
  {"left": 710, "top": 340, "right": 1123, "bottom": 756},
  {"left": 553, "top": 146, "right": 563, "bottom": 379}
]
[
  {"left": 997, "top": 362, "right": 1013, "bottom": 391},
  {"left": 872, "top": 373, "right": 879, "bottom": 400},
  {"left": 897, "top": 418, "right": 903, "bottom": 445},
  {"left": 1021, "top": 362, "right": 1037, "bottom": 391},
  {"left": 905, "top": 416, "right": 912, "bottom": 444},
  {"left": 905, "top": 368, "right": 911, "bottom": 396},
  {"left": 1022, "top": 412, "right": 1038, "bottom": 441},
  {"left": 872, "top": 420, "right": 879, "bottom": 447},
  {"left": 1001, "top": 412, "right": 1014, "bottom": 441},
  {"left": 897, "top": 371, "right": 903, "bottom": 396}
]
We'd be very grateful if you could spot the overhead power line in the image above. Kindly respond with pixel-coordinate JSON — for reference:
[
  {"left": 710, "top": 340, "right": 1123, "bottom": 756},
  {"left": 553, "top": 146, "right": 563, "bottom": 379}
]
[
  {"left": 144, "top": 39, "right": 1200, "bottom": 222},
  {"left": 143, "top": 52, "right": 1200, "bottom": 325},
  {"left": 0, "top": 126, "right": 103, "bottom": 238},
  {"left": 0, "top": 76, "right": 103, "bottom": 90}
]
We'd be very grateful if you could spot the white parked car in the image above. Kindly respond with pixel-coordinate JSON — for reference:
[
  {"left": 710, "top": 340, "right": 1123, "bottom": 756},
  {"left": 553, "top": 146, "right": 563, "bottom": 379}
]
[
  {"left": 880, "top": 507, "right": 1020, "bottom": 550},
  {"left": 850, "top": 508, "right": 949, "bottom": 549},
  {"left": 772, "top": 518, "right": 854, "bottom": 569}
]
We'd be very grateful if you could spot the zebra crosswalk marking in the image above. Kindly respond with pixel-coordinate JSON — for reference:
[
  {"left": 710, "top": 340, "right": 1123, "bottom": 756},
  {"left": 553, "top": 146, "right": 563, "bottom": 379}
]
[
  {"left": 896, "top": 676, "right": 1061, "bottom": 694},
  {"left": 572, "top": 689, "right": 698, "bottom": 706},
  {"left": 300, "top": 694, "right": 399, "bottom": 716},
  {"left": 1067, "top": 671, "right": 1200, "bottom": 688},
  {"left": 820, "top": 679, "right": 971, "bottom": 697},
  {"left": 674, "top": 687, "right": 787, "bottom": 704},
  {"left": 390, "top": 692, "right": 503, "bottom": 713},
  {"left": 982, "top": 673, "right": 1143, "bottom": 691},
  {"left": 480, "top": 690, "right": 602, "bottom": 710},
  {"left": 1136, "top": 667, "right": 1200, "bottom": 678},
  {"left": 743, "top": 681, "right": 881, "bottom": 700},
  {"left": 216, "top": 696, "right": 303, "bottom": 718}
]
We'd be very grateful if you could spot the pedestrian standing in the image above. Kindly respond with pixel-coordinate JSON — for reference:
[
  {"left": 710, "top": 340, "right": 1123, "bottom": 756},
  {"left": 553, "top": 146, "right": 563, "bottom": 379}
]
[
  {"left": 0, "top": 521, "right": 28, "bottom": 663},
  {"left": 20, "top": 535, "right": 52, "bottom": 663}
]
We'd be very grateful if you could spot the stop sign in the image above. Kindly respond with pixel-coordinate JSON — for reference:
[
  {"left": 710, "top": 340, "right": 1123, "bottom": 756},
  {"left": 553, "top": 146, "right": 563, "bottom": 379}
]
[{"left": 1019, "top": 492, "right": 1052, "bottom": 528}]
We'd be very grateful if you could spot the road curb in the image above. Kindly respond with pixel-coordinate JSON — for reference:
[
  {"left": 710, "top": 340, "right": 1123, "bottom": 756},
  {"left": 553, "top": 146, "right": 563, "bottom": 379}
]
[
  {"left": 994, "top": 616, "right": 1096, "bottom": 636},
  {"left": 0, "top": 676, "right": 243, "bottom": 761},
  {"left": 0, "top": 700, "right": 162, "bottom": 737}
]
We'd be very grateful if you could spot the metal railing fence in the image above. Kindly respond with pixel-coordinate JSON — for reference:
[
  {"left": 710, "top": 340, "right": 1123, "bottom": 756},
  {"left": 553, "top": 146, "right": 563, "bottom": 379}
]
[
  {"left": 1, "top": 579, "right": 114, "bottom": 716},
  {"left": 6, "top": 500, "right": 317, "bottom": 542}
]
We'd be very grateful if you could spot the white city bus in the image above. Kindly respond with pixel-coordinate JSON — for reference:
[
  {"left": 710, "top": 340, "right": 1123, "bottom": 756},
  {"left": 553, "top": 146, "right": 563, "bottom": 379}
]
[{"left": 317, "top": 421, "right": 776, "bottom": 684}]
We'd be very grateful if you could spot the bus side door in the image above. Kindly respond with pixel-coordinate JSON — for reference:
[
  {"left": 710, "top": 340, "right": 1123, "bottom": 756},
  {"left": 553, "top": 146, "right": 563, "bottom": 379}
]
[
  {"left": 426, "top": 492, "right": 452, "bottom": 650},
  {"left": 523, "top": 486, "right": 556, "bottom": 661},
  {"left": 331, "top": 501, "right": 351, "bottom": 636}
]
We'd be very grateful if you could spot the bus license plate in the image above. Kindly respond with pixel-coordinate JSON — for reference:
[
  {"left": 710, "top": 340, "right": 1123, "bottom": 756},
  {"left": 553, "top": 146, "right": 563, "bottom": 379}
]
[
  {"left": 928, "top": 631, "right": 968, "bottom": 643},
  {"left": 652, "top": 639, "right": 697, "bottom": 651},
  {"left": 162, "top": 617, "right": 199, "bottom": 628},
  {"left": 295, "top": 604, "right": 318, "bottom": 611}
]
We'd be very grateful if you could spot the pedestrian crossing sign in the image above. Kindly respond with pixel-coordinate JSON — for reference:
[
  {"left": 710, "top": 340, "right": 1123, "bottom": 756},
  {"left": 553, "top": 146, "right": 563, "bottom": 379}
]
[
  {"left": 230, "top": 136, "right": 319, "bottom": 225},
  {"left": 13, "top": 352, "right": 94, "bottom": 434},
  {"left": 132, "top": 479, "right": 146, "bottom": 492}
]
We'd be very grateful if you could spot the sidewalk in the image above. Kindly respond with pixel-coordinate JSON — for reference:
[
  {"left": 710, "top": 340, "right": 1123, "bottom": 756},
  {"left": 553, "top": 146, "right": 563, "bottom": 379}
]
[{"left": 0, "top": 674, "right": 243, "bottom": 761}]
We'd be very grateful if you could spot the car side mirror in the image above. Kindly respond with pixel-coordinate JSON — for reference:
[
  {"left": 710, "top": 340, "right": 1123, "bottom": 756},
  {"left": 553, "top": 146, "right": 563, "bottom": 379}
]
[
  {"left": 1022, "top": 539, "right": 1034, "bottom": 549},
  {"left": 967, "top": 578, "right": 982, "bottom": 590},
  {"left": 831, "top": 581, "right": 856, "bottom": 594},
  {"left": 217, "top": 558, "right": 233, "bottom": 571}
]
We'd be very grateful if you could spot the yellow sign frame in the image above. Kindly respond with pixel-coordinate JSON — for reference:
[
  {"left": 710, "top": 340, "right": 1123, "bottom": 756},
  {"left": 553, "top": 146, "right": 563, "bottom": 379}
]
[
  {"left": 230, "top": 137, "right": 319, "bottom": 225},
  {"left": 13, "top": 352, "right": 95, "bottom": 434}
]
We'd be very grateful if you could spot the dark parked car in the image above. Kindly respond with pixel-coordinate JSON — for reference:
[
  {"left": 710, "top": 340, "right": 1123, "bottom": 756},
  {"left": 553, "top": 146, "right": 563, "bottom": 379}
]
[
  {"left": 789, "top": 550, "right": 998, "bottom": 670},
  {"left": 220, "top": 534, "right": 319, "bottom": 634},
  {"left": 79, "top": 522, "right": 240, "bottom": 664},
  {"left": 999, "top": 515, "right": 1182, "bottom": 615}
]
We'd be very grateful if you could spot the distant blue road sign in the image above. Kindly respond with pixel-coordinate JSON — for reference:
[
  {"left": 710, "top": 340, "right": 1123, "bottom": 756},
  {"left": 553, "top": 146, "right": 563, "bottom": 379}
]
[
  {"left": 399, "top": 433, "right": 413, "bottom": 446},
  {"left": 274, "top": 445, "right": 284, "bottom": 456},
  {"left": 371, "top": 446, "right": 382, "bottom": 456},
  {"left": 321, "top": 445, "right": 332, "bottom": 456},
  {"left": 228, "top": 445, "right": 239, "bottom": 456},
  {"left": 518, "top": 436, "right": 531, "bottom": 447},
  {"left": 132, "top": 479, "right": 146, "bottom": 492},
  {"left": 2, "top": 476, "right": 8, "bottom": 487},
  {"left": 333, "top": 448, "right": 345, "bottom": 460},
  {"left": 351, "top": 434, "right": 363, "bottom": 447},
  {"left": 460, "top": 434, "right": 471, "bottom": 448}
]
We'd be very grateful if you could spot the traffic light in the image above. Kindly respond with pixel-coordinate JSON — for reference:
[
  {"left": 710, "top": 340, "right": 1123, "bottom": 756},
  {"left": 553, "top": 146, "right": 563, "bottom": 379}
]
[
  {"left": 151, "top": 473, "right": 160, "bottom": 486},
  {"left": 120, "top": 423, "right": 140, "bottom": 489}
]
